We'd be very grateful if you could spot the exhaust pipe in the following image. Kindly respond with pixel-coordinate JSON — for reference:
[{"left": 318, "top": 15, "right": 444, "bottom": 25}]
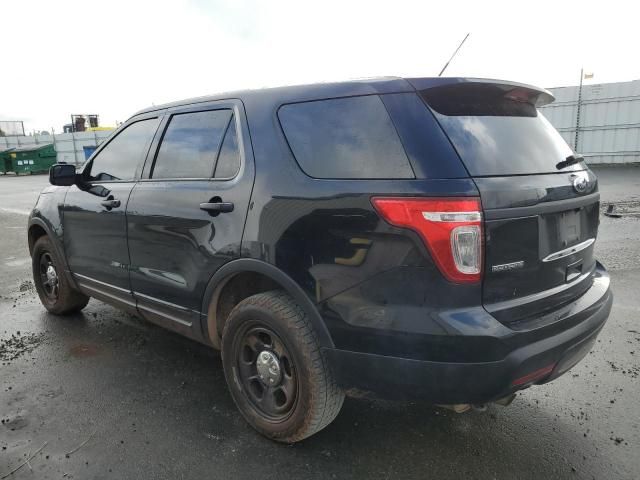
[
  {"left": 493, "top": 393, "right": 516, "bottom": 407},
  {"left": 438, "top": 394, "right": 516, "bottom": 414},
  {"left": 437, "top": 404, "right": 472, "bottom": 413}
]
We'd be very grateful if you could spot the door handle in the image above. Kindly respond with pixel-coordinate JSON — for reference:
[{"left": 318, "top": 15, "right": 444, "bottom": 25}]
[
  {"left": 101, "top": 198, "right": 121, "bottom": 209},
  {"left": 200, "top": 201, "right": 234, "bottom": 213}
]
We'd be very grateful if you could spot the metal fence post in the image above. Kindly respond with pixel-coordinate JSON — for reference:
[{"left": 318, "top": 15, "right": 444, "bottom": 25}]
[
  {"left": 52, "top": 133, "right": 58, "bottom": 162},
  {"left": 574, "top": 68, "right": 583, "bottom": 152},
  {"left": 72, "top": 132, "right": 77, "bottom": 166}
]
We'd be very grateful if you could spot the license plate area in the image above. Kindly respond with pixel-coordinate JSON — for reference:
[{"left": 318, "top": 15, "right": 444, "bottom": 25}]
[{"left": 539, "top": 207, "right": 588, "bottom": 259}]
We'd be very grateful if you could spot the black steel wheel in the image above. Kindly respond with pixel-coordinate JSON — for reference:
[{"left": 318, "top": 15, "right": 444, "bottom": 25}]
[
  {"left": 221, "top": 290, "right": 344, "bottom": 442},
  {"left": 32, "top": 236, "right": 89, "bottom": 315},
  {"left": 38, "top": 251, "right": 59, "bottom": 301},
  {"left": 233, "top": 325, "right": 298, "bottom": 421}
]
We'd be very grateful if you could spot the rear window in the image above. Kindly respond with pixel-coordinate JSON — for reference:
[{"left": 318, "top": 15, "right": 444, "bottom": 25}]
[
  {"left": 278, "top": 95, "right": 414, "bottom": 179},
  {"left": 421, "top": 84, "right": 584, "bottom": 176}
]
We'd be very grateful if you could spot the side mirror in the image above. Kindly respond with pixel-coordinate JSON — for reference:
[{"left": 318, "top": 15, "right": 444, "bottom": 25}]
[{"left": 49, "top": 163, "right": 77, "bottom": 186}]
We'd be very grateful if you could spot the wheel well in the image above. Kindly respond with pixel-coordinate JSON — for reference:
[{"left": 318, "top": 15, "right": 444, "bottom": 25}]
[
  {"left": 208, "top": 271, "right": 281, "bottom": 348},
  {"left": 28, "top": 224, "right": 47, "bottom": 254}
]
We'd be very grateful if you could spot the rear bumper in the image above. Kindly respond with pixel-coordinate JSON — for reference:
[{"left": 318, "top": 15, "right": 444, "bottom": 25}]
[{"left": 323, "top": 265, "right": 612, "bottom": 404}]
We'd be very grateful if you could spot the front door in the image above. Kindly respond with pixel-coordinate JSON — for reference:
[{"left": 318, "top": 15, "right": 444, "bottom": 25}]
[
  {"left": 63, "top": 115, "right": 161, "bottom": 311},
  {"left": 126, "top": 101, "right": 255, "bottom": 338}
]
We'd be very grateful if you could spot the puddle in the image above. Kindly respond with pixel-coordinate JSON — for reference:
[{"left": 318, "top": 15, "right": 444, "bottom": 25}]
[
  {"left": 69, "top": 343, "right": 100, "bottom": 357},
  {"left": 5, "top": 258, "right": 31, "bottom": 267}
]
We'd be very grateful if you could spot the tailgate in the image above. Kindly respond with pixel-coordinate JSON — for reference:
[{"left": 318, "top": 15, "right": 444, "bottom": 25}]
[
  {"left": 415, "top": 79, "right": 601, "bottom": 327},
  {"left": 477, "top": 172, "right": 599, "bottom": 326}
]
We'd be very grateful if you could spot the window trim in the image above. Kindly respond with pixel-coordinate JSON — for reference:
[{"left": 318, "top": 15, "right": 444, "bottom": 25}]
[
  {"left": 276, "top": 93, "right": 416, "bottom": 181},
  {"left": 142, "top": 104, "right": 243, "bottom": 183},
  {"left": 213, "top": 112, "right": 239, "bottom": 179},
  {"left": 81, "top": 114, "right": 162, "bottom": 184}
]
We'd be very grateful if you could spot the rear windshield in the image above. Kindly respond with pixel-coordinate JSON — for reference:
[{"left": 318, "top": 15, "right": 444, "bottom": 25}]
[{"left": 421, "top": 84, "right": 585, "bottom": 176}]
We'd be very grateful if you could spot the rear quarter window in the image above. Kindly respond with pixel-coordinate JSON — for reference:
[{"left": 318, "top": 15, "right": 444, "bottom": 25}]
[{"left": 278, "top": 95, "right": 415, "bottom": 179}]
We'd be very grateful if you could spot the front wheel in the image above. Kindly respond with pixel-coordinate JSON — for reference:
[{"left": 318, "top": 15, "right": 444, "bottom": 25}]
[
  {"left": 221, "top": 290, "right": 344, "bottom": 442},
  {"left": 32, "top": 236, "right": 89, "bottom": 315}
]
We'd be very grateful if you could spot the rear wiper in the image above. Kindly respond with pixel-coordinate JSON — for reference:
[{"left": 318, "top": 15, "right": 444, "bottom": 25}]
[{"left": 556, "top": 154, "right": 584, "bottom": 170}]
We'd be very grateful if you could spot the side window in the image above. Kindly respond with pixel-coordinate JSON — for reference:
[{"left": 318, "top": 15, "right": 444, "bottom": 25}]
[
  {"left": 278, "top": 95, "right": 414, "bottom": 179},
  {"left": 87, "top": 118, "right": 159, "bottom": 181},
  {"left": 152, "top": 110, "right": 232, "bottom": 179},
  {"left": 214, "top": 115, "right": 241, "bottom": 178}
]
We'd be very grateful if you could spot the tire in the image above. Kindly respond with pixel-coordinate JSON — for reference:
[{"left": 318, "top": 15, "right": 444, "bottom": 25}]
[
  {"left": 32, "top": 236, "right": 89, "bottom": 315},
  {"left": 221, "top": 290, "right": 344, "bottom": 443}
]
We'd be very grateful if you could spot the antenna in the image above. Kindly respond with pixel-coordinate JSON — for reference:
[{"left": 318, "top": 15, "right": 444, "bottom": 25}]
[{"left": 438, "top": 33, "right": 470, "bottom": 77}]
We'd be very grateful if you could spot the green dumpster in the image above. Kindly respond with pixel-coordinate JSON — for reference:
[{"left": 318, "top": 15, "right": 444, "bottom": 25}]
[
  {"left": 0, "top": 148, "right": 14, "bottom": 174},
  {"left": 5, "top": 144, "right": 57, "bottom": 174}
]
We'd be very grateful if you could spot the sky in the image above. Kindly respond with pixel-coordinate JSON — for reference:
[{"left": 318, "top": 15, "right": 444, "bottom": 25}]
[{"left": 1, "top": 0, "right": 638, "bottom": 133}]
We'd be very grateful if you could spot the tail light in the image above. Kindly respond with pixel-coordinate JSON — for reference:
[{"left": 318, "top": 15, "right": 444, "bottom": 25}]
[{"left": 371, "top": 197, "right": 483, "bottom": 283}]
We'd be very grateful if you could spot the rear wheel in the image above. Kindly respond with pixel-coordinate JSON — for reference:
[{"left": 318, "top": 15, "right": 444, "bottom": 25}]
[
  {"left": 32, "top": 236, "right": 89, "bottom": 314},
  {"left": 221, "top": 290, "right": 344, "bottom": 442}
]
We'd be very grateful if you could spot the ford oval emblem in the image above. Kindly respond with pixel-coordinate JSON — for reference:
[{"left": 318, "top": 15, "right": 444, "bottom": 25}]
[{"left": 572, "top": 173, "right": 589, "bottom": 194}]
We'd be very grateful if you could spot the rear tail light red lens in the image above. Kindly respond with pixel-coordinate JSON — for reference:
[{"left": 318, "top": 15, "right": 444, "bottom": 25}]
[{"left": 371, "top": 197, "right": 483, "bottom": 283}]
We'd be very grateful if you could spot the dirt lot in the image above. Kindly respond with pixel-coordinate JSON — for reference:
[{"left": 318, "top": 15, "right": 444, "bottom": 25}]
[{"left": 1, "top": 166, "right": 639, "bottom": 479}]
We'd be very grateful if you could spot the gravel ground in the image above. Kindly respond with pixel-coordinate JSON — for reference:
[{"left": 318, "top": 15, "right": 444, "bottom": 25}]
[{"left": 0, "top": 167, "right": 639, "bottom": 479}]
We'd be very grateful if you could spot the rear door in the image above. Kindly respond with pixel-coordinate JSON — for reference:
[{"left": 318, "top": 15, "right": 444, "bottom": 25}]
[
  {"left": 415, "top": 80, "right": 600, "bottom": 327},
  {"left": 63, "top": 115, "right": 161, "bottom": 311},
  {"left": 126, "top": 100, "right": 255, "bottom": 338}
]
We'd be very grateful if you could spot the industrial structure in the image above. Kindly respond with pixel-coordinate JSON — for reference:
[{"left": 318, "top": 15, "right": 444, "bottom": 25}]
[
  {"left": 63, "top": 114, "right": 100, "bottom": 133},
  {"left": 540, "top": 79, "right": 640, "bottom": 164}
]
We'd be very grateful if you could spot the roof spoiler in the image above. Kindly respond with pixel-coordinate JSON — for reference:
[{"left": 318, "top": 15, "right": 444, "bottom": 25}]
[{"left": 407, "top": 77, "right": 555, "bottom": 108}]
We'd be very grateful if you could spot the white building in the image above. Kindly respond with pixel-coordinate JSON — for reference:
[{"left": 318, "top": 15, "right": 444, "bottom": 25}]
[{"left": 540, "top": 80, "right": 640, "bottom": 164}]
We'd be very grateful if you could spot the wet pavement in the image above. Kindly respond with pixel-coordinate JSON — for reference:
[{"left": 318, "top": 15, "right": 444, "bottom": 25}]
[{"left": 1, "top": 167, "right": 639, "bottom": 479}]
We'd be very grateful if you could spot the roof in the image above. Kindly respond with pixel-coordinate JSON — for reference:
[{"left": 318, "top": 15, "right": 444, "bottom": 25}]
[
  {"left": 134, "top": 77, "right": 411, "bottom": 116},
  {"left": 133, "top": 76, "right": 554, "bottom": 118}
]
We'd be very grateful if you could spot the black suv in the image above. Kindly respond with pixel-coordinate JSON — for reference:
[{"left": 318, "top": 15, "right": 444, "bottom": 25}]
[{"left": 29, "top": 77, "right": 613, "bottom": 442}]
